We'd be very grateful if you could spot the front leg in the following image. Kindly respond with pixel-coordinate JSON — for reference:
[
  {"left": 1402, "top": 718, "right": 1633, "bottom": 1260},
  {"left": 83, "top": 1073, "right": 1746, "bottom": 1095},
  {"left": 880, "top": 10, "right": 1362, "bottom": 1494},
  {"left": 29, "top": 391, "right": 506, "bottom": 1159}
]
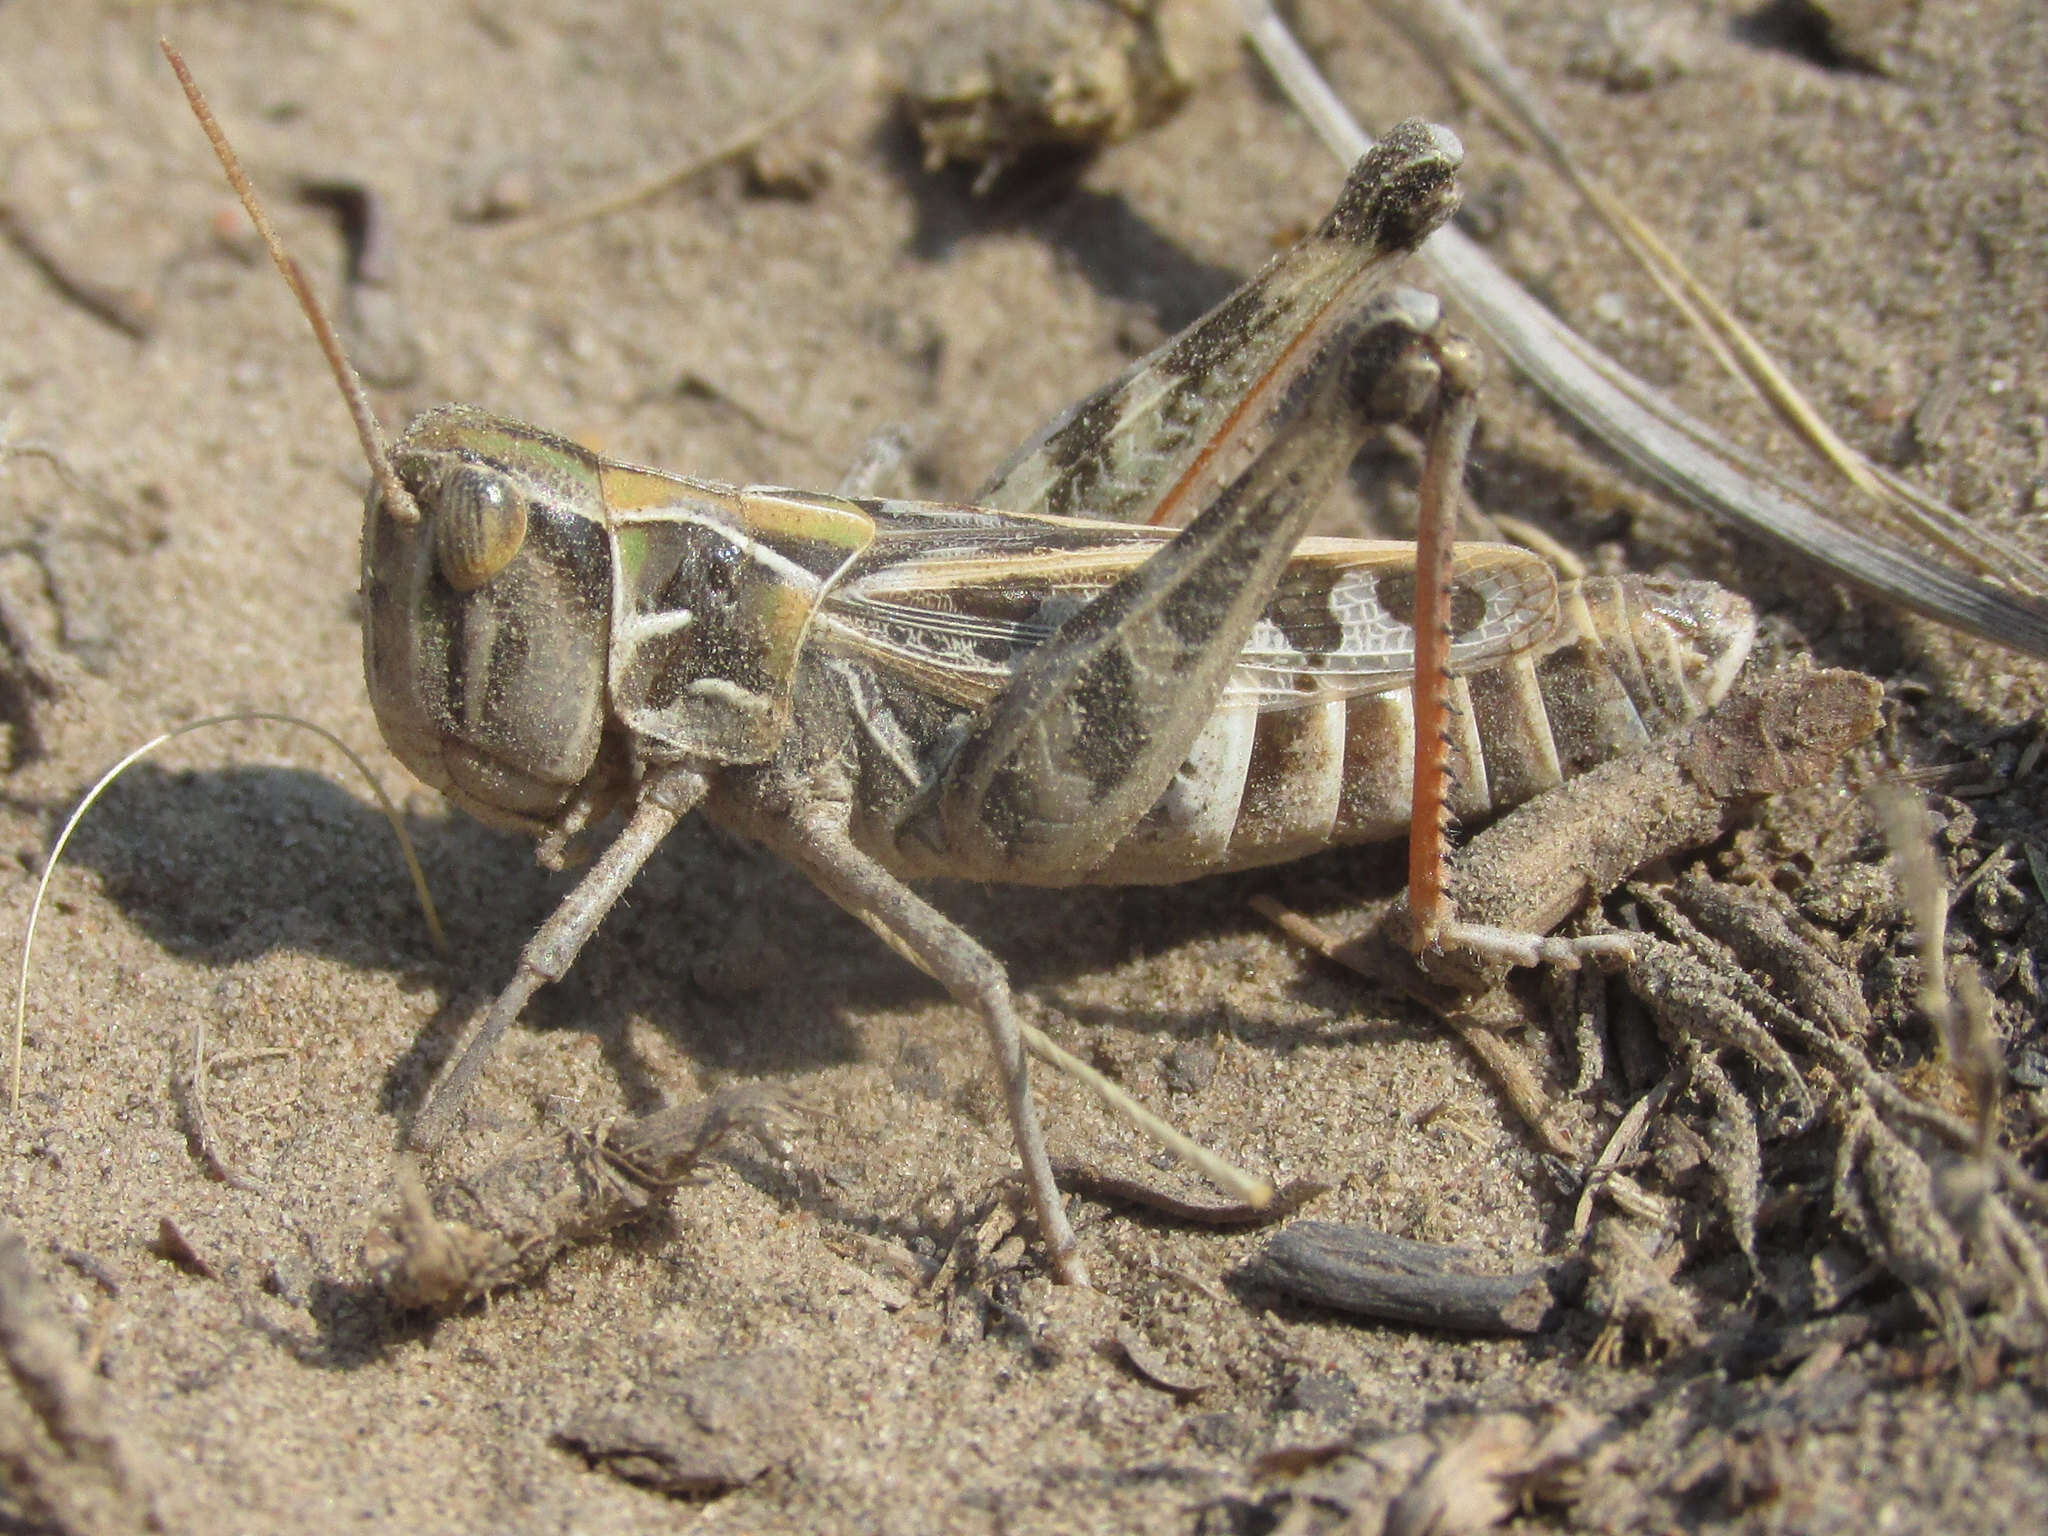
[{"left": 409, "top": 766, "right": 711, "bottom": 1152}]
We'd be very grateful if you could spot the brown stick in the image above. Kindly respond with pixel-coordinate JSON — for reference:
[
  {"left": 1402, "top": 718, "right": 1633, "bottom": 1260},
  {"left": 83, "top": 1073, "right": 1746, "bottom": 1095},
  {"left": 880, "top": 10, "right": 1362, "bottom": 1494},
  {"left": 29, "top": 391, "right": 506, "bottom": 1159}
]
[
  {"left": 1254, "top": 898, "right": 1579, "bottom": 1157},
  {"left": 1052, "top": 1163, "right": 1326, "bottom": 1228},
  {"left": 1247, "top": 1221, "right": 1570, "bottom": 1334}
]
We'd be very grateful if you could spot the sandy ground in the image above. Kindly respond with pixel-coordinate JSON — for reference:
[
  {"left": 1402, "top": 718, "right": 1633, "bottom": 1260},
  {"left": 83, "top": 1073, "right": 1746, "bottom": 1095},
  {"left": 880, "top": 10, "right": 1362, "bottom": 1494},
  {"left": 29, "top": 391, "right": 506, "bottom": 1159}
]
[{"left": 1, "top": 2, "right": 2045, "bottom": 1532}]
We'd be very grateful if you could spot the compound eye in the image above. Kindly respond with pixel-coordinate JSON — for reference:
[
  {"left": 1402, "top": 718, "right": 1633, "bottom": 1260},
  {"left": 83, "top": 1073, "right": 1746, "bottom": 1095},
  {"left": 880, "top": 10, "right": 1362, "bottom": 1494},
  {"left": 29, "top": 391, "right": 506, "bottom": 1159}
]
[{"left": 435, "top": 466, "right": 529, "bottom": 591}]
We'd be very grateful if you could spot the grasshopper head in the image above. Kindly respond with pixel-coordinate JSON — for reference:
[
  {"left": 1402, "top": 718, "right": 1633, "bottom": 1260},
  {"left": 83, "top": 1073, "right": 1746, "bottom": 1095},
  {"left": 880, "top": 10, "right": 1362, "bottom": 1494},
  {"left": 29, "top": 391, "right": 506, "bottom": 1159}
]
[
  {"left": 163, "top": 48, "right": 636, "bottom": 836},
  {"left": 363, "top": 405, "right": 614, "bottom": 833}
]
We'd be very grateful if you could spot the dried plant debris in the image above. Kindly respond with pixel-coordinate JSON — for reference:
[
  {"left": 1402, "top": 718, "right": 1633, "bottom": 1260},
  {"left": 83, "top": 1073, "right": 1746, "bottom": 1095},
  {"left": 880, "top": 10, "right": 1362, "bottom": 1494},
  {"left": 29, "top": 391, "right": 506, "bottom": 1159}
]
[
  {"left": 906, "top": 0, "right": 1236, "bottom": 182},
  {"left": 1054, "top": 1161, "right": 1326, "bottom": 1227},
  {"left": 1381, "top": 667, "right": 1884, "bottom": 1002},
  {"left": 146, "top": 1216, "right": 221, "bottom": 1283},
  {"left": 1262, "top": 665, "right": 1883, "bottom": 1160},
  {"left": 364, "top": 1083, "right": 800, "bottom": 1313},
  {"left": 1112, "top": 1322, "right": 1214, "bottom": 1398},
  {"left": 1260, "top": 649, "right": 2048, "bottom": 1372},
  {"left": 555, "top": 1348, "right": 810, "bottom": 1498},
  {"left": 1580, "top": 1216, "right": 1705, "bottom": 1362},
  {"left": 1666, "top": 866, "right": 1871, "bottom": 1042},
  {"left": 1569, "top": 795, "right": 2048, "bottom": 1366},
  {"left": 1251, "top": 1403, "right": 1606, "bottom": 1536}
]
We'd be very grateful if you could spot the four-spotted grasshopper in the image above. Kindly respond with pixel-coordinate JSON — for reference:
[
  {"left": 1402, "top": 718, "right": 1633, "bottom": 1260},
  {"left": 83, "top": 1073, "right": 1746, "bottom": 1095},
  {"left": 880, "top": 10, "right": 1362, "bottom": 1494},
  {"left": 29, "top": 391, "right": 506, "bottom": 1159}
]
[{"left": 172, "top": 48, "right": 1752, "bottom": 1286}]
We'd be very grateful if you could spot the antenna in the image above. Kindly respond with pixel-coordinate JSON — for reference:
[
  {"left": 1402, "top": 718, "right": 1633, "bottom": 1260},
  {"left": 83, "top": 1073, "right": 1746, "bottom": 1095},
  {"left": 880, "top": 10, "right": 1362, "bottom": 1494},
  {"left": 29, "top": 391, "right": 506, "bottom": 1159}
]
[{"left": 161, "top": 40, "right": 421, "bottom": 525}]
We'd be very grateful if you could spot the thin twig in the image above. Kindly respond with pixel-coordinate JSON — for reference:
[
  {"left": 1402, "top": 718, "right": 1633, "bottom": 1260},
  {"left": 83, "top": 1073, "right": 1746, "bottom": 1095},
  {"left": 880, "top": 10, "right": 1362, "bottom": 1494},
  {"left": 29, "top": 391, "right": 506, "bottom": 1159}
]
[
  {"left": 365, "top": 1084, "right": 801, "bottom": 1313},
  {"left": 497, "top": 62, "right": 844, "bottom": 241},
  {"left": 0, "top": 203, "right": 156, "bottom": 339},
  {"left": 1569, "top": 1075, "right": 1675, "bottom": 1242},
  {"left": 1252, "top": 896, "right": 1575, "bottom": 1157}
]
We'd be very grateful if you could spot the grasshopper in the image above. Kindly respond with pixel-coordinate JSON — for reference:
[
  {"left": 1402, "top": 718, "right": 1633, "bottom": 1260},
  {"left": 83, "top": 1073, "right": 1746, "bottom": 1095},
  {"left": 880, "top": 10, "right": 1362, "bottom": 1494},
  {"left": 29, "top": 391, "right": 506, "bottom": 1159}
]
[{"left": 168, "top": 47, "right": 1753, "bottom": 1285}]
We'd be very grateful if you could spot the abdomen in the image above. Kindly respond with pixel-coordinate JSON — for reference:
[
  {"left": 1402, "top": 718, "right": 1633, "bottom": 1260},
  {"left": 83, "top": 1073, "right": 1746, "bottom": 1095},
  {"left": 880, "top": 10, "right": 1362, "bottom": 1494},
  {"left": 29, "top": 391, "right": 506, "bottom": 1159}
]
[{"left": 1081, "top": 575, "right": 1754, "bottom": 884}]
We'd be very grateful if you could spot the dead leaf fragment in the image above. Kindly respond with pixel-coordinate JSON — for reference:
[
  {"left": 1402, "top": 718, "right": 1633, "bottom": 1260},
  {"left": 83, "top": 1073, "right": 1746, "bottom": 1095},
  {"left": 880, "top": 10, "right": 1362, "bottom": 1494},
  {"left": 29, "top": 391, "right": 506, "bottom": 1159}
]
[{"left": 1387, "top": 1405, "right": 1605, "bottom": 1536}]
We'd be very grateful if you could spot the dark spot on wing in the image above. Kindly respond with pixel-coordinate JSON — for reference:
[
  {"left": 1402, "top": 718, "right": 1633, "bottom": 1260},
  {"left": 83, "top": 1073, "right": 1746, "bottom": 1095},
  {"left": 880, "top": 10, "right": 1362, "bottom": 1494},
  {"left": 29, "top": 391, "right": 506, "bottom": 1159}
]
[
  {"left": 1448, "top": 578, "right": 1488, "bottom": 639},
  {"left": 1367, "top": 570, "right": 1489, "bottom": 647},
  {"left": 1046, "top": 390, "right": 1123, "bottom": 474},
  {"left": 1039, "top": 390, "right": 1129, "bottom": 521},
  {"left": 1267, "top": 585, "right": 1341, "bottom": 660},
  {"left": 1375, "top": 571, "right": 1420, "bottom": 632}
]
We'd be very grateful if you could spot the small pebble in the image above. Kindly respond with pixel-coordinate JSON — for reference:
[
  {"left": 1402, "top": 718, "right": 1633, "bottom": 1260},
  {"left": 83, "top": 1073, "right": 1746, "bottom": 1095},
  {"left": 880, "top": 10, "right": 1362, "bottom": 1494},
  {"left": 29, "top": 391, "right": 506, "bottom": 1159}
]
[{"left": 1161, "top": 1039, "right": 1217, "bottom": 1094}]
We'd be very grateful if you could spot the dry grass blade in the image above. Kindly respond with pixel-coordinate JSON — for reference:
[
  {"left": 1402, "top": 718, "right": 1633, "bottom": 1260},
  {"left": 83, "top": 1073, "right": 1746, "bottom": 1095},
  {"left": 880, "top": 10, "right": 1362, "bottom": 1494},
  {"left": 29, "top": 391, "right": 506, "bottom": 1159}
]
[
  {"left": 1253, "top": 893, "right": 1576, "bottom": 1158},
  {"left": 11, "top": 712, "right": 445, "bottom": 1113},
  {"left": 1019, "top": 1017, "right": 1273, "bottom": 1207},
  {"left": 1238, "top": 0, "right": 2048, "bottom": 656},
  {"left": 493, "top": 0, "right": 900, "bottom": 242},
  {"left": 1382, "top": 0, "right": 2048, "bottom": 596},
  {"left": 494, "top": 66, "right": 840, "bottom": 242}
]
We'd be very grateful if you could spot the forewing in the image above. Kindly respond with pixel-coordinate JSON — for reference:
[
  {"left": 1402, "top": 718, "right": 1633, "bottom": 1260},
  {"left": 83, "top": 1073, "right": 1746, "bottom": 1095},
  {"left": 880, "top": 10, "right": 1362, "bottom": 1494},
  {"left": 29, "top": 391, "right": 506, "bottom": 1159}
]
[
  {"left": 816, "top": 503, "right": 1559, "bottom": 711},
  {"left": 813, "top": 504, "right": 1170, "bottom": 706}
]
